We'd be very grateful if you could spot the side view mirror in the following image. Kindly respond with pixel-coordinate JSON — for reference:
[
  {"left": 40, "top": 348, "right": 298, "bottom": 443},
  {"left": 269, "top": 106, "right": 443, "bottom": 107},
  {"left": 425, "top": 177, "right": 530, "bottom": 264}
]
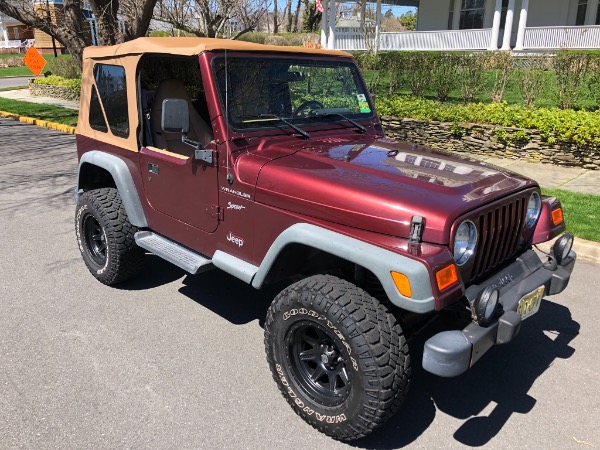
[{"left": 161, "top": 98, "right": 189, "bottom": 133}]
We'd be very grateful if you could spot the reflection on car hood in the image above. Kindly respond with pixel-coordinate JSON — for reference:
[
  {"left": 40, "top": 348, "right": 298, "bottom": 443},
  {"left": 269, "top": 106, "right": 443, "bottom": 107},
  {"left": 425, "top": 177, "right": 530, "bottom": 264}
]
[{"left": 253, "top": 136, "right": 537, "bottom": 244}]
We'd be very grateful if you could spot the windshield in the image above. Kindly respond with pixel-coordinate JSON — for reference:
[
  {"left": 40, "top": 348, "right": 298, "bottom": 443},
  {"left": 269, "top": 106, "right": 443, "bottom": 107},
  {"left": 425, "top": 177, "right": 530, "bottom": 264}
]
[{"left": 213, "top": 56, "right": 374, "bottom": 130}]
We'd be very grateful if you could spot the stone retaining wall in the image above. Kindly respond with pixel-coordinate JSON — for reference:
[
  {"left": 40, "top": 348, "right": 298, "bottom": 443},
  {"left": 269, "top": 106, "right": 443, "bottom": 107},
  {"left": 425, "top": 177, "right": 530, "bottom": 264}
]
[
  {"left": 29, "top": 81, "right": 79, "bottom": 102},
  {"left": 381, "top": 116, "right": 600, "bottom": 170}
]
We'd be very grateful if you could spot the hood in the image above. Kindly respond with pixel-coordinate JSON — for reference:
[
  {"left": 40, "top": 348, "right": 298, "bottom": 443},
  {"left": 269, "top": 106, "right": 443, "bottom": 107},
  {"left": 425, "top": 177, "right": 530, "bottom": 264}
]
[{"left": 253, "top": 136, "right": 536, "bottom": 244}]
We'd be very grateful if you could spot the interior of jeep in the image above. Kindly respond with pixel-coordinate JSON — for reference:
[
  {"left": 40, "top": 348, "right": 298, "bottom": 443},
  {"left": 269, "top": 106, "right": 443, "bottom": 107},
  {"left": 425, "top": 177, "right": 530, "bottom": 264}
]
[{"left": 138, "top": 56, "right": 214, "bottom": 156}]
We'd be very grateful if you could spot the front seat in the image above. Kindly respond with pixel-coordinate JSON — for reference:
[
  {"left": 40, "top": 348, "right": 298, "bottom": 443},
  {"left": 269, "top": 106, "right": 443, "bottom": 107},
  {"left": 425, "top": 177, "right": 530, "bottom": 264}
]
[{"left": 151, "top": 79, "right": 214, "bottom": 155}]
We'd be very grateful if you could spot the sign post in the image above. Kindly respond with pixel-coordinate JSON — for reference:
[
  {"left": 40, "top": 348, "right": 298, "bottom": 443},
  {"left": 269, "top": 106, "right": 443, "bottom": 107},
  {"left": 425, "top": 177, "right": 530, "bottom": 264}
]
[{"left": 23, "top": 46, "right": 47, "bottom": 77}]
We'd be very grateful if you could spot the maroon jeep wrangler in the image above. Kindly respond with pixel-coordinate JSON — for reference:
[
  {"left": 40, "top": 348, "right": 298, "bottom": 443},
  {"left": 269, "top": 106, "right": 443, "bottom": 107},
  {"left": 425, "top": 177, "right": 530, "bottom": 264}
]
[{"left": 74, "top": 37, "right": 576, "bottom": 440}]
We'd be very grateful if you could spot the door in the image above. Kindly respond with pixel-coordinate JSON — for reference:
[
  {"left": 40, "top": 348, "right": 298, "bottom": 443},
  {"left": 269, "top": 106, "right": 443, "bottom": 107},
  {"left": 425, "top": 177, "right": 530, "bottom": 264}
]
[{"left": 139, "top": 145, "right": 219, "bottom": 233}]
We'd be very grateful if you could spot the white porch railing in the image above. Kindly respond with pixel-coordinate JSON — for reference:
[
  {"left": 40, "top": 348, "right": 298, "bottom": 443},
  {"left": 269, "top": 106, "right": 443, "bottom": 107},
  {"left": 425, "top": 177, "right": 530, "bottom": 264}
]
[
  {"left": 0, "top": 39, "right": 21, "bottom": 48},
  {"left": 335, "top": 29, "right": 493, "bottom": 52},
  {"left": 523, "top": 25, "right": 600, "bottom": 50}
]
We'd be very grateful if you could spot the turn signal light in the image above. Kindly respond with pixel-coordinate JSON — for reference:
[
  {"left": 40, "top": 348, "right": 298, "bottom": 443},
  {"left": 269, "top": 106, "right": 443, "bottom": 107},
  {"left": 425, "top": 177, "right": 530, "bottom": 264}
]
[
  {"left": 391, "top": 271, "right": 412, "bottom": 298},
  {"left": 552, "top": 207, "right": 564, "bottom": 225},
  {"left": 436, "top": 264, "right": 458, "bottom": 291}
]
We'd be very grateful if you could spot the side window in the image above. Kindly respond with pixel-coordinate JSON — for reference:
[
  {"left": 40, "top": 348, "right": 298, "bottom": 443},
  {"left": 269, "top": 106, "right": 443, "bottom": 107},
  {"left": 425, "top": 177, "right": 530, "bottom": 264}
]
[
  {"left": 92, "top": 63, "right": 129, "bottom": 138},
  {"left": 89, "top": 85, "right": 108, "bottom": 132}
]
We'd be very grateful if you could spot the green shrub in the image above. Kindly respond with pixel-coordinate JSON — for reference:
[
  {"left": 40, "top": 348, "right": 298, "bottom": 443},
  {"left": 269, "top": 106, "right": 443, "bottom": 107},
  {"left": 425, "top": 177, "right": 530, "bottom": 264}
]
[
  {"left": 34, "top": 75, "right": 81, "bottom": 94},
  {"left": 489, "top": 51, "right": 513, "bottom": 103},
  {"left": 429, "top": 52, "right": 459, "bottom": 102},
  {"left": 515, "top": 55, "right": 550, "bottom": 107},
  {"left": 375, "top": 95, "right": 600, "bottom": 146},
  {"left": 587, "top": 55, "right": 600, "bottom": 107},
  {"left": 458, "top": 53, "right": 487, "bottom": 104},
  {"left": 237, "top": 32, "right": 268, "bottom": 44},
  {"left": 0, "top": 57, "right": 24, "bottom": 68},
  {"left": 553, "top": 51, "right": 592, "bottom": 110},
  {"left": 264, "top": 35, "right": 288, "bottom": 46},
  {"left": 45, "top": 55, "right": 81, "bottom": 79}
]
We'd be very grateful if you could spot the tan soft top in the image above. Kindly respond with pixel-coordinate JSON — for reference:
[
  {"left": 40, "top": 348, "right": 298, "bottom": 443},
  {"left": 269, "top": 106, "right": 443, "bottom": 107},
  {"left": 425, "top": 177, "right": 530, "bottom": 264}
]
[{"left": 83, "top": 37, "right": 353, "bottom": 59}]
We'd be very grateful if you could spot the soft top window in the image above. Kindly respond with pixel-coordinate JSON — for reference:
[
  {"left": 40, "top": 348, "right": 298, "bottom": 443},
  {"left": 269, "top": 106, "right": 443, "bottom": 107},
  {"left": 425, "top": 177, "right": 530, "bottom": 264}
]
[{"left": 92, "top": 63, "right": 129, "bottom": 138}]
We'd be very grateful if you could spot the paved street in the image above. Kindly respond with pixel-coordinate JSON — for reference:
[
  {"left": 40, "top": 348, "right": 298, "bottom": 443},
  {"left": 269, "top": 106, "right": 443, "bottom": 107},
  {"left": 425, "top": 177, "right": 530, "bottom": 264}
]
[
  {"left": 0, "top": 76, "right": 32, "bottom": 90},
  {"left": 0, "top": 119, "right": 599, "bottom": 449}
]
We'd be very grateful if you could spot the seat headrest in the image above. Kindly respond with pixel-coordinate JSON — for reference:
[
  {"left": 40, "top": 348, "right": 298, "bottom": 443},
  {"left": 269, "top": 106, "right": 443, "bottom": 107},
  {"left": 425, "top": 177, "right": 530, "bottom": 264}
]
[{"left": 154, "top": 79, "right": 191, "bottom": 103}]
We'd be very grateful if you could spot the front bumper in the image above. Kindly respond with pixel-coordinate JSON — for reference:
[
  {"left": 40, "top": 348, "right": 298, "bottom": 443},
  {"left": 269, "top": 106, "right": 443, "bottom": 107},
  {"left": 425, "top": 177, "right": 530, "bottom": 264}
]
[{"left": 422, "top": 246, "right": 576, "bottom": 377}]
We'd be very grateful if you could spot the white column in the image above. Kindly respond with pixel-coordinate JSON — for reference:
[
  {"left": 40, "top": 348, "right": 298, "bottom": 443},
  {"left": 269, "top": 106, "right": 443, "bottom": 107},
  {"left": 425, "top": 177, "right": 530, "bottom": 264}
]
[
  {"left": 488, "top": 0, "right": 502, "bottom": 50},
  {"left": 585, "top": 0, "right": 599, "bottom": 25},
  {"left": 514, "top": 0, "right": 529, "bottom": 50},
  {"left": 320, "top": 0, "right": 328, "bottom": 48},
  {"left": 501, "top": 0, "right": 515, "bottom": 50},
  {"left": 328, "top": 0, "right": 336, "bottom": 49},
  {"left": 452, "top": 0, "right": 462, "bottom": 30},
  {"left": 374, "top": 0, "right": 382, "bottom": 53},
  {"left": 1, "top": 26, "right": 8, "bottom": 46}
]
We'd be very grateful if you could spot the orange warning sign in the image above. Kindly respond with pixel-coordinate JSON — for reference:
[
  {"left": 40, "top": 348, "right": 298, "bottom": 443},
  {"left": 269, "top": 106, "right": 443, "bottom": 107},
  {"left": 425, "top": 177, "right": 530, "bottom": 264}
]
[{"left": 23, "top": 46, "right": 47, "bottom": 77}]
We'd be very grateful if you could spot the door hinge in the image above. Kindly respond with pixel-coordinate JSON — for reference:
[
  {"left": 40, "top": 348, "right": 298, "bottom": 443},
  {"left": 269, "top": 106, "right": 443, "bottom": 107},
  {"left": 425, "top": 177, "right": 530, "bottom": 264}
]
[
  {"left": 195, "top": 149, "right": 215, "bottom": 164},
  {"left": 206, "top": 204, "right": 223, "bottom": 221}
]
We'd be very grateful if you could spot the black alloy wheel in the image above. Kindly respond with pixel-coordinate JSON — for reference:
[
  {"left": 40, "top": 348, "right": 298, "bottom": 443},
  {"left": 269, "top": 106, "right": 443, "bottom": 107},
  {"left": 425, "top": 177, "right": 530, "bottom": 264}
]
[
  {"left": 82, "top": 214, "right": 107, "bottom": 266},
  {"left": 286, "top": 320, "right": 352, "bottom": 407}
]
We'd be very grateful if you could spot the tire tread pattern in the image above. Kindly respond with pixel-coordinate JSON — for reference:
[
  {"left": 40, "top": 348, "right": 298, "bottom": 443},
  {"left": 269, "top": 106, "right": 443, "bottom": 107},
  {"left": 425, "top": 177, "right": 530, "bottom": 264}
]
[{"left": 264, "top": 274, "right": 410, "bottom": 441}]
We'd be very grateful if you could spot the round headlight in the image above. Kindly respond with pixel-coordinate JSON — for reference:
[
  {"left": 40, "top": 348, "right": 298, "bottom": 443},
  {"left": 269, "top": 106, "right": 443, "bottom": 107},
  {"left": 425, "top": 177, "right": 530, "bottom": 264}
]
[
  {"left": 454, "top": 220, "right": 477, "bottom": 266},
  {"left": 525, "top": 192, "right": 542, "bottom": 228}
]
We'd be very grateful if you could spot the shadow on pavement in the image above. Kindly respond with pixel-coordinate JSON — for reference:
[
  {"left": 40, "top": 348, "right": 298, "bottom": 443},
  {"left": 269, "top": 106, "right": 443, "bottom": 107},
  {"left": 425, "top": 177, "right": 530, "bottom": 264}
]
[
  {"left": 353, "top": 299, "right": 579, "bottom": 449},
  {"left": 115, "top": 258, "right": 580, "bottom": 448}
]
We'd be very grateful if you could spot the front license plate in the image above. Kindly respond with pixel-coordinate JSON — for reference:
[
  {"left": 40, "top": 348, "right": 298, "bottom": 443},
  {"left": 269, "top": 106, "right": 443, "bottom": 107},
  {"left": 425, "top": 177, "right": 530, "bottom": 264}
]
[{"left": 516, "top": 286, "right": 545, "bottom": 320}]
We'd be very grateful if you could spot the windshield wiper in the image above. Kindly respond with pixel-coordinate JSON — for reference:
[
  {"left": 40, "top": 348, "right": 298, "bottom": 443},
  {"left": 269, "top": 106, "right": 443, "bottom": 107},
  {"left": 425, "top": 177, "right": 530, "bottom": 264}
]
[
  {"left": 312, "top": 110, "right": 367, "bottom": 134},
  {"left": 258, "top": 114, "right": 311, "bottom": 140}
]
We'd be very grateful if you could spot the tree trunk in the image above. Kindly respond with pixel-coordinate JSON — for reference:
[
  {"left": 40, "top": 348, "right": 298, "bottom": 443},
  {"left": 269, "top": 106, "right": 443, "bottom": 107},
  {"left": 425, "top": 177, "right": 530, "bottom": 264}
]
[
  {"left": 285, "top": 0, "right": 293, "bottom": 32},
  {"left": 273, "top": 0, "right": 279, "bottom": 33},
  {"left": 293, "top": 0, "right": 301, "bottom": 32}
]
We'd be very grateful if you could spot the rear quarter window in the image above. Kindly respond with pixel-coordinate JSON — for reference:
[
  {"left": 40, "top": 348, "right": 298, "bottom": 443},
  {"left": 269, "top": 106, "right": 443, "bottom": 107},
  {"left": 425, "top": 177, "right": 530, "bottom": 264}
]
[{"left": 91, "top": 63, "right": 129, "bottom": 138}]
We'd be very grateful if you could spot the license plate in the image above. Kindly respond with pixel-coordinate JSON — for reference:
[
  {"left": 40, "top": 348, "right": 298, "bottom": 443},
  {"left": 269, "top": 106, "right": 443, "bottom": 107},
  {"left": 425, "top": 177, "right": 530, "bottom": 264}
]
[{"left": 516, "top": 286, "right": 545, "bottom": 320}]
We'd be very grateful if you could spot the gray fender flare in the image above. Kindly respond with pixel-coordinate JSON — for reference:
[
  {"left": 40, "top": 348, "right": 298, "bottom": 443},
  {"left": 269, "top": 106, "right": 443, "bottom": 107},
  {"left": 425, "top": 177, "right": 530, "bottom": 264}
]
[
  {"left": 212, "top": 223, "right": 436, "bottom": 313},
  {"left": 77, "top": 150, "right": 148, "bottom": 228}
]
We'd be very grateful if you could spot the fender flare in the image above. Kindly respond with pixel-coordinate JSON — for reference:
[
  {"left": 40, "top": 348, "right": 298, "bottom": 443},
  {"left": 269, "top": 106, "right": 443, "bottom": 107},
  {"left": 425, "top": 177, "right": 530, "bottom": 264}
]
[
  {"left": 213, "top": 223, "right": 436, "bottom": 313},
  {"left": 77, "top": 150, "right": 148, "bottom": 228}
]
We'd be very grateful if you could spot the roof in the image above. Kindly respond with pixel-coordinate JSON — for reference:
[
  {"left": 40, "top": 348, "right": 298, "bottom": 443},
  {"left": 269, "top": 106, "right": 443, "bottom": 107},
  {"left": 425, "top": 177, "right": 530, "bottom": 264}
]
[{"left": 83, "top": 37, "right": 353, "bottom": 59}]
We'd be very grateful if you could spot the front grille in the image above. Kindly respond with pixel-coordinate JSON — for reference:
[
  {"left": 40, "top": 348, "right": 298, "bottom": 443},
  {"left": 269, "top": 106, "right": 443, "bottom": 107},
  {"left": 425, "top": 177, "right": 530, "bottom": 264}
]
[{"left": 468, "top": 194, "right": 528, "bottom": 281}]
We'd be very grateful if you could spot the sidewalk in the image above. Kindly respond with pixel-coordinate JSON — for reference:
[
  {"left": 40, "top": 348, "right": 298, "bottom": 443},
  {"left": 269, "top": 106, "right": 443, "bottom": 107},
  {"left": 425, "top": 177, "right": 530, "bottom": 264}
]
[
  {"left": 0, "top": 87, "right": 79, "bottom": 110},
  {"left": 468, "top": 155, "right": 600, "bottom": 196}
]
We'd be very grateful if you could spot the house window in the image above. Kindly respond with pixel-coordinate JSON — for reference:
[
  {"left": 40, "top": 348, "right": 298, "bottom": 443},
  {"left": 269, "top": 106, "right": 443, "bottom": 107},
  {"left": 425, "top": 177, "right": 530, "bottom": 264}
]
[
  {"left": 460, "top": 0, "right": 486, "bottom": 30},
  {"left": 448, "top": 1, "right": 454, "bottom": 29},
  {"left": 576, "top": 0, "right": 587, "bottom": 26},
  {"left": 92, "top": 64, "right": 129, "bottom": 138},
  {"left": 596, "top": 3, "right": 600, "bottom": 24},
  {"left": 500, "top": 0, "right": 509, "bottom": 28},
  {"left": 13, "top": 27, "right": 19, "bottom": 39}
]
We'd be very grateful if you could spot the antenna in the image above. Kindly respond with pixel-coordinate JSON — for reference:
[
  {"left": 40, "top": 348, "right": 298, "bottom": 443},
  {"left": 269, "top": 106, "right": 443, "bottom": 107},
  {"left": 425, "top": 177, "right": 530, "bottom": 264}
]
[{"left": 225, "top": 44, "right": 234, "bottom": 185}]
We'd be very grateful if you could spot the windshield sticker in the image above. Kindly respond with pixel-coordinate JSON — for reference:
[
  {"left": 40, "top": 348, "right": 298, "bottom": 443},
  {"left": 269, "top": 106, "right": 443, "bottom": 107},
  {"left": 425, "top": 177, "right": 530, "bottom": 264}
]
[
  {"left": 358, "top": 101, "right": 371, "bottom": 113},
  {"left": 356, "top": 94, "right": 367, "bottom": 102}
]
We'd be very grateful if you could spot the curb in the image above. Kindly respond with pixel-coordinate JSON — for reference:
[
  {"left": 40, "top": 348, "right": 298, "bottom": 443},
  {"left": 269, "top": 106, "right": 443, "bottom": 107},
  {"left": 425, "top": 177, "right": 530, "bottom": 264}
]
[
  {"left": 0, "top": 110, "right": 76, "bottom": 134},
  {"left": 537, "top": 237, "right": 600, "bottom": 264}
]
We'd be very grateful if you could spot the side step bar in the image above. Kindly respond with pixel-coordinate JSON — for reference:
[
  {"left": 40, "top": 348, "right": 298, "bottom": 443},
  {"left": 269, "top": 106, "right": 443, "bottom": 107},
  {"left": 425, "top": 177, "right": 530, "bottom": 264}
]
[{"left": 134, "top": 231, "right": 214, "bottom": 275}]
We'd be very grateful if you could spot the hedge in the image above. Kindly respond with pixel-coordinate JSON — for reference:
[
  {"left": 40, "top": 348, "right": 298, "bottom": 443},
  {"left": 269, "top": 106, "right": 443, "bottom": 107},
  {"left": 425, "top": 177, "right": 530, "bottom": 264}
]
[
  {"left": 375, "top": 96, "right": 600, "bottom": 147},
  {"left": 33, "top": 75, "right": 81, "bottom": 94}
]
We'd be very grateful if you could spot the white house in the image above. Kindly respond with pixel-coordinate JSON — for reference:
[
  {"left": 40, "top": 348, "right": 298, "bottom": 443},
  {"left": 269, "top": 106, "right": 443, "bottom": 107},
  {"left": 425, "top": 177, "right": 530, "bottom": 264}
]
[{"left": 324, "top": 0, "right": 600, "bottom": 51}]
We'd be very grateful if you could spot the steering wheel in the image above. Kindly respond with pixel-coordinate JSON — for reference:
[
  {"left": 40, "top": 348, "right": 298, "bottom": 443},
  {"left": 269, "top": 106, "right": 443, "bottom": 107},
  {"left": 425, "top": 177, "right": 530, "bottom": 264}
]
[{"left": 293, "top": 100, "right": 324, "bottom": 118}]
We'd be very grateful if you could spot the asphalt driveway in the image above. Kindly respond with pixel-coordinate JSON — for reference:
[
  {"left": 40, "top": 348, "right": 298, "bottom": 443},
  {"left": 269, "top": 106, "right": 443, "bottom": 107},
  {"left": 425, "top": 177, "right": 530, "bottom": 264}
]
[{"left": 0, "top": 119, "right": 598, "bottom": 449}]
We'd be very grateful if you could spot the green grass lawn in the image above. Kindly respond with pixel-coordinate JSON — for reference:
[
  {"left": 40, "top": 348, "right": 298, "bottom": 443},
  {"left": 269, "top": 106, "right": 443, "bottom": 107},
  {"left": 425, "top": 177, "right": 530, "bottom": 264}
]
[
  {"left": 542, "top": 188, "right": 600, "bottom": 242},
  {"left": 0, "top": 97, "right": 78, "bottom": 126},
  {"left": 0, "top": 54, "right": 70, "bottom": 78}
]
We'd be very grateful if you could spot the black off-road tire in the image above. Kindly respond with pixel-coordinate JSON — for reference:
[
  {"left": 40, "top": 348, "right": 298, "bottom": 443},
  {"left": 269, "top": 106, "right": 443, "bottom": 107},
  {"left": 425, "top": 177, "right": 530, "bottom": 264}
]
[
  {"left": 264, "top": 274, "right": 410, "bottom": 441},
  {"left": 75, "top": 188, "right": 144, "bottom": 285}
]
